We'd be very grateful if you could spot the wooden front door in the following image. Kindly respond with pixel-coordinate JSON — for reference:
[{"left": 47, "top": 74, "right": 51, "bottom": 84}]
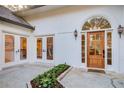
[{"left": 87, "top": 31, "right": 105, "bottom": 68}]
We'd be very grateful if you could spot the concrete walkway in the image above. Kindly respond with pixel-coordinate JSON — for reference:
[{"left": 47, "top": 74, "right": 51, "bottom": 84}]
[
  {"left": 60, "top": 68, "right": 124, "bottom": 88},
  {"left": 0, "top": 63, "right": 53, "bottom": 88}
]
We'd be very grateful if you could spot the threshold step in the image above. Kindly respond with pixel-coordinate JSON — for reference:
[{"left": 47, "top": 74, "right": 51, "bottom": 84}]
[{"left": 88, "top": 69, "right": 105, "bottom": 74}]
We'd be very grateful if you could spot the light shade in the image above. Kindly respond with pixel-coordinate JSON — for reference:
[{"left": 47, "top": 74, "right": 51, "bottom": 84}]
[
  {"left": 3, "top": 5, "right": 32, "bottom": 12},
  {"left": 118, "top": 25, "right": 124, "bottom": 38}
]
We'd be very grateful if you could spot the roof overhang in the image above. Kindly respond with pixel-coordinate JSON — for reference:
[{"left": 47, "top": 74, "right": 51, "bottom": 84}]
[
  {"left": 0, "top": 16, "right": 35, "bottom": 30},
  {"left": 16, "top": 5, "right": 67, "bottom": 17}
]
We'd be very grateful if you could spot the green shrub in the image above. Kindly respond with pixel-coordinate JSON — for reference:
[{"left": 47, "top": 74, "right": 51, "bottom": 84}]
[{"left": 31, "top": 64, "right": 70, "bottom": 88}]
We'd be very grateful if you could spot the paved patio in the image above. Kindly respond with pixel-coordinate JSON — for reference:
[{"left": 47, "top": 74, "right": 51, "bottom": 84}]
[
  {"left": 60, "top": 68, "right": 124, "bottom": 88},
  {"left": 1, "top": 64, "right": 124, "bottom": 88},
  {"left": 0, "top": 63, "right": 53, "bottom": 88}
]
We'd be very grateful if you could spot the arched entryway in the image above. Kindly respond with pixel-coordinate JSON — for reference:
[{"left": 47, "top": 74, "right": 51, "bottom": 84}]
[{"left": 81, "top": 16, "right": 112, "bottom": 69}]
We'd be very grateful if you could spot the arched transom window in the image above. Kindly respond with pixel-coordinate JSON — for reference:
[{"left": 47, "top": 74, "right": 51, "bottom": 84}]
[{"left": 82, "top": 16, "right": 111, "bottom": 30}]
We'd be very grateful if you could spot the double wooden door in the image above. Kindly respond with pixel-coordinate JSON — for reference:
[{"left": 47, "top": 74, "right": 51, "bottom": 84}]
[{"left": 87, "top": 31, "right": 105, "bottom": 68}]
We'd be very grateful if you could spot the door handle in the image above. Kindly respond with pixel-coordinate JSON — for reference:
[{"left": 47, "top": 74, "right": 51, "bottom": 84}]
[
  {"left": 16, "top": 49, "right": 19, "bottom": 53},
  {"left": 103, "top": 50, "right": 105, "bottom": 58},
  {"left": 42, "top": 49, "right": 46, "bottom": 52}
]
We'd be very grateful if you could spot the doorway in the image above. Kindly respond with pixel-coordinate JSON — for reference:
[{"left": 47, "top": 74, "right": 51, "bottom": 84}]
[
  {"left": 4, "top": 33, "right": 28, "bottom": 63},
  {"left": 87, "top": 31, "right": 105, "bottom": 68},
  {"left": 36, "top": 36, "right": 54, "bottom": 63}
]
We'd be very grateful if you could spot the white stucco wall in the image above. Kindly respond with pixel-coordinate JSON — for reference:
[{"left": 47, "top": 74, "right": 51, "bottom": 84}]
[
  {"left": 24, "top": 5, "right": 124, "bottom": 73},
  {"left": 119, "top": 6, "right": 124, "bottom": 73},
  {"left": 1, "top": 5, "right": 124, "bottom": 73}
]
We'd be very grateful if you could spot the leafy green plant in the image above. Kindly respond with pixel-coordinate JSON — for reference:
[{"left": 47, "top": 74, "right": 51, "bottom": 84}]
[{"left": 31, "top": 64, "right": 70, "bottom": 88}]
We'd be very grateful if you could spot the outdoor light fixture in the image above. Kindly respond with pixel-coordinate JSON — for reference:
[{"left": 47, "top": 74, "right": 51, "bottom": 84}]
[
  {"left": 74, "top": 29, "right": 78, "bottom": 40},
  {"left": 118, "top": 25, "right": 124, "bottom": 38}
]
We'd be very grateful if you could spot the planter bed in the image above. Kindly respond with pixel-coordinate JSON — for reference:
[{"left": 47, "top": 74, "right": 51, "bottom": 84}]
[{"left": 30, "top": 64, "right": 70, "bottom": 88}]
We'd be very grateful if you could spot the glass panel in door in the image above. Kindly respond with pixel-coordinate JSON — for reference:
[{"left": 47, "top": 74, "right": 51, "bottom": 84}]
[
  {"left": 37, "top": 38, "right": 42, "bottom": 59},
  {"left": 20, "top": 37, "right": 27, "bottom": 60},
  {"left": 5, "top": 35, "right": 14, "bottom": 63},
  {"left": 47, "top": 37, "right": 53, "bottom": 60}
]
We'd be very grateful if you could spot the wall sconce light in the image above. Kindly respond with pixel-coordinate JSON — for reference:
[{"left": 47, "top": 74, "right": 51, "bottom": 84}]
[
  {"left": 118, "top": 25, "right": 124, "bottom": 38},
  {"left": 74, "top": 29, "right": 78, "bottom": 40}
]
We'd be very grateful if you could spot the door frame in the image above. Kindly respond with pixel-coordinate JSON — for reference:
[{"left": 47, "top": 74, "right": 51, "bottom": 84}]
[
  {"left": 35, "top": 35, "right": 55, "bottom": 63},
  {"left": 81, "top": 29, "right": 113, "bottom": 70}
]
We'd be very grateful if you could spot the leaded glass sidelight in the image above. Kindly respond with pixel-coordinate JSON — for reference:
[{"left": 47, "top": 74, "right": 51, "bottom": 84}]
[
  {"left": 107, "top": 32, "right": 112, "bottom": 65},
  {"left": 82, "top": 33, "right": 85, "bottom": 63},
  {"left": 82, "top": 16, "right": 111, "bottom": 30}
]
